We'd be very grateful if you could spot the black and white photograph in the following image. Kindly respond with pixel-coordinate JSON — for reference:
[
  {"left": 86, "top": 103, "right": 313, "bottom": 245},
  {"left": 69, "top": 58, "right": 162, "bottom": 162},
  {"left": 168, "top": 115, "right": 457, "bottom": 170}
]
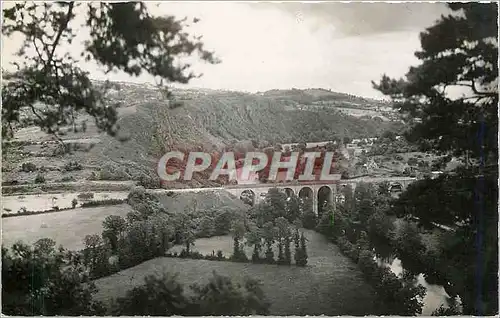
[{"left": 1, "top": 1, "right": 498, "bottom": 316}]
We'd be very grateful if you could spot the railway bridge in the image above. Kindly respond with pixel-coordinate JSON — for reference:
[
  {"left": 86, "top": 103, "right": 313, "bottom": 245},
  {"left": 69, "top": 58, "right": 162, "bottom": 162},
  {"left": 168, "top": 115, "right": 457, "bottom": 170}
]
[{"left": 223, "top": 176, "right": 417, "bottom": 216}]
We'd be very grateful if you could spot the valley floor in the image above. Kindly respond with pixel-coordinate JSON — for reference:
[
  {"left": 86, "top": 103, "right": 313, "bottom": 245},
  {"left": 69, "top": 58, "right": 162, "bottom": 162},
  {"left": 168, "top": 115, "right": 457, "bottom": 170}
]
[{"left": 93, "top": 230, "right": 378, "bottom": 316}]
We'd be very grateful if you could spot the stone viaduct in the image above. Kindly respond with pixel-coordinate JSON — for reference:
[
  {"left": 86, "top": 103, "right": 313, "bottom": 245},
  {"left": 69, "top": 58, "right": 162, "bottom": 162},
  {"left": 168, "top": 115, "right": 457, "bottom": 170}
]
[{"left": 223, "top": 176, "right": 417, "bottom": 216}]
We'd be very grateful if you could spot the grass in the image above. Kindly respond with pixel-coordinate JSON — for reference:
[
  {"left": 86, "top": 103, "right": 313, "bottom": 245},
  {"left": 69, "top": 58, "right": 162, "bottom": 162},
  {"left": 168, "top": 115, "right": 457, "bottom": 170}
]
[
  {"left": 155, "top": 190, "right": 249, "bottom": 213},
  {"left": 94, "top": 230, "right": 377, "bottom": 315},
  {"left": 1, "top": 204, "right": 133, "bottom": 251}
]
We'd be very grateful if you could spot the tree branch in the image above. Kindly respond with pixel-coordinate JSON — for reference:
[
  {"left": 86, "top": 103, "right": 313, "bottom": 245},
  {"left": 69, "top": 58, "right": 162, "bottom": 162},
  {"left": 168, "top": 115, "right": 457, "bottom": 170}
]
[{"left": 46, "top": 2, "right": 75, "bottom": 70}]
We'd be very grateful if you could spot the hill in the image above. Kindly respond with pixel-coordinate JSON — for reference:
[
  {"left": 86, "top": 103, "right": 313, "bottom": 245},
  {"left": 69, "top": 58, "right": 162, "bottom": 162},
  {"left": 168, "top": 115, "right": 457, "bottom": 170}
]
[
  {"left": 104, "top": 83, "right": 402, "bottom": 148},
  {"left": 4, "top": 82, "right": 404, "bottom": 188}
]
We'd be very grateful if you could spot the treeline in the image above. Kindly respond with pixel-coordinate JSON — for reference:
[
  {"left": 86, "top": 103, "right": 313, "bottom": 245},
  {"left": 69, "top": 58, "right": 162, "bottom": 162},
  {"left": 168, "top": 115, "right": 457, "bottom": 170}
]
[
  {"left": 2, "top": 240, "right": 270, "bottom": 315},
  {"left": 314, "top": 182, "right": 429, "bottom": 315},
  {"left": 1, "top": 186, "right": 270, "bottom": 315},
  {"left": 167, "top": 188, "right": 311, "bottom": 266},
  {"left": 313, "top": 174, "right": 497, "bottom": 316}
]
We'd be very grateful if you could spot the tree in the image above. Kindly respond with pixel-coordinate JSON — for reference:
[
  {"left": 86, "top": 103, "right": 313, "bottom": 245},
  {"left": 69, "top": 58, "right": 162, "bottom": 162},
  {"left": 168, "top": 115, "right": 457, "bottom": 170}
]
[
  {"left": 396, "top": 222, "right": 425, "bottom": 259},
  {"left": 83, "top": 234, "right": 103, "bottom": 270},
  {"left": 182, "top": 226, "right": 196, "bottom": 256},
  {"left": 2, "top": 2, "right": 219, "bottom": 140},
  {"left": 382, "top": 130, "right": 397, "bottom": 142},
  {"left": 189, "top": 271, "right": 270, "bottom": 315},
  {"left": 263, "top": 188, "right": 287, "bottom": 220},
  {"left": 353, "top": 183, "right": 376, "bottom": 226},
  {"left": 377, "top": 181, "right": 391, "bottom": 196},
  {"left": 285, "top": 193, "right": 301, "bottom": 223},
  {"left": 2, "top": 241, "right": 106, "bottom": 315},
  {"left": 102, "top": 215, "right": 127, "bottom": 253},
  {"left": 113, "top": 273, "right": 189, "bottom": 315},
  {"left": 230, "top": 220, "right": 247, "bottom": 262},
  {"left": 246, "top": 226, "right": 263, "bottom": 263},
  {"left": 373, "top": 3, "right": 498, "bottom": 315},
  {"left": 373, "top": 3, "right": 497, "bottom": 162},
  {"left": 284, "top": 236, "right": 292, "bottom": 265},
  {"left": 300, "top": 198, "right": 317, "bottom": 229},
  {"left": 367, "top": 210, "right": 395, "bottom": 242},
  {"left": 295, "top": 231, "right": 308, "bottom": 266},
  {"left": 262, "top": 221, "right": 276, "bottom": 264}
]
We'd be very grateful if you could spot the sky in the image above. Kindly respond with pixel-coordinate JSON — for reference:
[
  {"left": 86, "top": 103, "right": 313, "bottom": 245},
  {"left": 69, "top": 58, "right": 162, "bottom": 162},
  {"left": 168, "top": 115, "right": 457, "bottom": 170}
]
[{"left": 2, "top": 1, "right": 451, "bottom": 99}]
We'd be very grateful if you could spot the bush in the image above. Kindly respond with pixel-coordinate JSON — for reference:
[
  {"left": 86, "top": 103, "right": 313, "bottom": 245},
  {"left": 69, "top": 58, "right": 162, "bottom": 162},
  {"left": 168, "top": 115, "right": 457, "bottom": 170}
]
[
  {"left": 138, "top": 174, "right": 161, "bottom": 189},
  {"left": 34, "top": 173, "right": 45, "bottom": 183},
  {"left": 98, "top": 164, "right": 131, "bottom": 181},
  {"left": 64, "top": 160, "right": 83, "bottom": 171},
  {"left": 80, "top": 199, "right": 125, "bottom": 208},
  {"left": 21, "top": 162, "right": 37, "bottom": 172},
  {"left": 301, "top": 209, "right": 317, "bottom": 230},
  {"left": 60, "top": 175, "right": 76, "bottom": 182},
  {"left": 77, "top": 192, "right": 94, "bottom": 200},
  {"left": 216, "top": 250, "right": 224, "bottom": 260},
  {"left": 407, "top": 157, "right": 418, "bottom": 166},
  {"left": 189, "top": 272, "right": 270, "bottom": 315}
]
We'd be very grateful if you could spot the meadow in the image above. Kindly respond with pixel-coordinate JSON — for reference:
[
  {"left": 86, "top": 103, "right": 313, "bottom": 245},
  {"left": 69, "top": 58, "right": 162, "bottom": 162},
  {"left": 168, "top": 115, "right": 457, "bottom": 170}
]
[
  {"left": 94, "top": 229, "right": 378, "bottom": 316},
  {"left": 1, "top": 204, "right": 132, "bottom": 251}
]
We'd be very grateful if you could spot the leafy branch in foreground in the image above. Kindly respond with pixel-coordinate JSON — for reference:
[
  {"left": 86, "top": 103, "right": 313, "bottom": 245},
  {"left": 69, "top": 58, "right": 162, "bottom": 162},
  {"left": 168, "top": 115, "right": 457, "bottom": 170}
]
[{"left": 2, "top": 1, "right": 219, "bottom": 140}]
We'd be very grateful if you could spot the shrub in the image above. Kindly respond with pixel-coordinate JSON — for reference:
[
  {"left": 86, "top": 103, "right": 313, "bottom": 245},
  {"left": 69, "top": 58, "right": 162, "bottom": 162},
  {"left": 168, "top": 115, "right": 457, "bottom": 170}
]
[
  {"left": 216, "top": 250, "right": 224, "bottom": 260},
  {"left": 301, "top": 208, "right": 317, "bottom": 230},
  {"left": 17, "top": 207, "right": 27, "bottom": 214},
  {"left": 64, "top": 160, "right": 83, "bottom": 171},
  {"left": 99, "top": 164, "right": 131, "bottom": 181},
  {"left": 407, "top": 157, "right": 418, "bottom": 166},
  {"left": 77, "top": 192, "right": 94, "bottom": 200},
  {"left": 3, "top": 180, "right": 19, "bottom": 186},
  {"left": 80, "top": 199, "right": 125, "bottom": 208},
  {"left": 21, "top": 162, "right": 37, "bottom": 172},
  {"left": 179, "top": 249, "right": 189, "bottom": 258},
  {"left": 189, "top": 272, "right": 270, "bottom": 315},
  {"left": 295, "top": 232, "right": 308, "bottom": 266},
  {"left": 34, "top": 173, "right": 45, "bottom": 183},
  {"left": 60, "top": 175, "right": 76, "bottom": 182},
  {"left": 138, "top": 174, "right": 161, "bottom": 189}
]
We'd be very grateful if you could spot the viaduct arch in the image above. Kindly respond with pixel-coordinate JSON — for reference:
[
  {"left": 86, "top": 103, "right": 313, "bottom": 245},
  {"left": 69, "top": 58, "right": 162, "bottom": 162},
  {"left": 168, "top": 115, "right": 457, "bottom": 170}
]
[{"left": 225, "top": 177, "right": 416, "bottom": 215}]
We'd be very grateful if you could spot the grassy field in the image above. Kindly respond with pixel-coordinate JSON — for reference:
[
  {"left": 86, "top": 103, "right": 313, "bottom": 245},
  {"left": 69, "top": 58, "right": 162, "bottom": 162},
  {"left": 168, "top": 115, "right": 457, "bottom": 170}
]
[
  {"left": 155, "top": 189, "right": 249, "bottom": 213},
  {"left": 2, "top": 204, "right": 133, "bottom": 250},
  {"left": 94, "top": 230, "right": 378, "bottom": 315}
]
